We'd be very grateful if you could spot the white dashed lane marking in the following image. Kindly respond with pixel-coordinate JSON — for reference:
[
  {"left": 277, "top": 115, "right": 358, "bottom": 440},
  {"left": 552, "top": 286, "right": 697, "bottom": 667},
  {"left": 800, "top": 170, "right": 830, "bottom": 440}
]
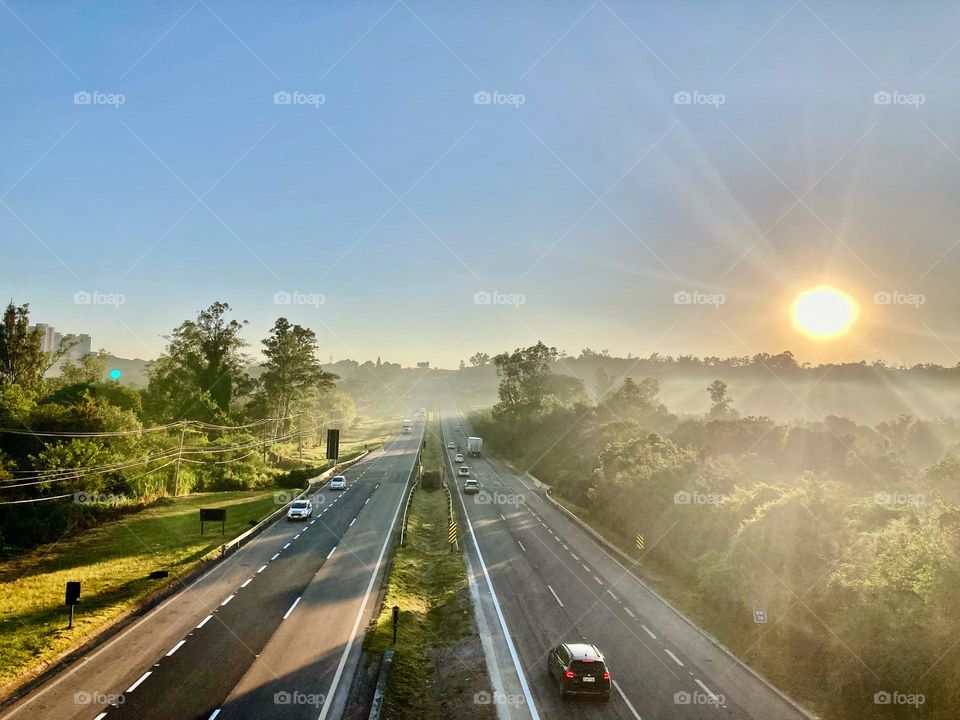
[
  {"left": 165, "top": 640, "right": 186, "bottom": 656},
  {"left": 641, "top": 624, "right": 657, "bottom": 640},
  {"left": 665, "top": 648, "right": 685, "bottom": 667},
  {"left": 220, "top": 594, "right": 235, "bottom": 606},
  {"left": 547, "top": 585, "right": 564, "bottom": 607},
  {"left": 196, "top": 614, "right": 213, "bottom": 629},
  {"left": 126, "top": 671, "right": 152, "bottom": 693}
]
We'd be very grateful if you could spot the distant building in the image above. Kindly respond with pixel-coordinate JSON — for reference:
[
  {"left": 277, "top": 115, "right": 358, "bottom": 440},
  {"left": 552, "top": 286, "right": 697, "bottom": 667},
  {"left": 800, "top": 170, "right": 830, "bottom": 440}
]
[
  {"left": 416, "top": 361, "right": 430, "bottom": 369},
  {"left": 28, "top": 323, "right": 93, "bottom": 359}
]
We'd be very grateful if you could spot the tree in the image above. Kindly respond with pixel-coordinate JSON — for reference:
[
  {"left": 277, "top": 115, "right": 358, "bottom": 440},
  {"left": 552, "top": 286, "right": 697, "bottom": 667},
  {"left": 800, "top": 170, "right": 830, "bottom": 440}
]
[
  {"left": 259, "top": 318, "right": 336, "bottom": 434},
  {"left": 459, "top": 359, "right": 466, "bottom": 370},
  {"left": 469, "top": 352, "right": 491, "bottom": 367},
  {"left": 594, "top": 366, "right": 615, "bottom": 400},
  {"left": 492, "top": 341, "right": 558, "bottom": 421},
  {"left": 144, "top": 302, "right": 250, "bottom": 421},
  {"left": 0, "top": 302, "right": 48, "bottom": 390},
  {"left": 707, "top": 379, "right": 738, "bottom": 419}
]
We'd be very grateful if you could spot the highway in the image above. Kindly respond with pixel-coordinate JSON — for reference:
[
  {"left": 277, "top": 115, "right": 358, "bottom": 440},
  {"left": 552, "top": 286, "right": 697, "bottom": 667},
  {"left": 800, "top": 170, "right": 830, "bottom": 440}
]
[
  {"left": 439, "top": 406, "right": 814, "bottom": 720},
  {"left": 0, "top": 422, "right": 424, "bottom": 720}
]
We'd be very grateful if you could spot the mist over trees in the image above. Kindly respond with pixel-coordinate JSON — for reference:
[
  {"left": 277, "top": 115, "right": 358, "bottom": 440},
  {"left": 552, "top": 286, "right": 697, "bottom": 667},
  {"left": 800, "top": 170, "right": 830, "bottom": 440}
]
[{"left": 473, "top": 341, "right": 960, "bottom": 720}]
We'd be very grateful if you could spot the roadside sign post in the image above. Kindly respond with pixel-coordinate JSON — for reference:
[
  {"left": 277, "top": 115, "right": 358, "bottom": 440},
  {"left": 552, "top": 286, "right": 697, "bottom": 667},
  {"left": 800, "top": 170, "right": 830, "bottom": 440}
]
[
  {"left": 65, "top": 581, "right": 81, "bottom": 629},
  {"left": 200, "top": 508, "right": 227, "bottom": 536},
  {"left": 326, "top": 428, "right": 340, "bottom": 464},
  {"left": 392, "top": 605, "right": 399, "bottom": 644}
]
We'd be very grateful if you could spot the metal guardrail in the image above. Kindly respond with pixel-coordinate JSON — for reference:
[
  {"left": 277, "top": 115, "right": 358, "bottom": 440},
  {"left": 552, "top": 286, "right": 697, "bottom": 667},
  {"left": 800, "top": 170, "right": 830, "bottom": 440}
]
[{"left": 213, "top": 449, "right": 374, "bottom": 560}]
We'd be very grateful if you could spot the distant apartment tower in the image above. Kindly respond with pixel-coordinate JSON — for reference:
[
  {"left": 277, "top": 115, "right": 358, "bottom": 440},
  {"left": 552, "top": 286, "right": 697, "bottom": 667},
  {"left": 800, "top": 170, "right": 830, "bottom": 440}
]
[
  {"left": 73, "top": 334, "right": 92, "bottom": 358},
  {"left": 30, "top": 323, "right": 57, "bottom": 352},
  {"left": 28, "top": 325, "right": 92, "bottom": 359}
]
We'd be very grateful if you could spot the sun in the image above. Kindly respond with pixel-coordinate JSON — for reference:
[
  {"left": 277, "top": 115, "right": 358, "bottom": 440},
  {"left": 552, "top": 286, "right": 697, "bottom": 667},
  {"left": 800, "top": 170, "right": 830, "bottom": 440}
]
[{"left": 791, "top": 286, "right": 859, "bottom": 340}]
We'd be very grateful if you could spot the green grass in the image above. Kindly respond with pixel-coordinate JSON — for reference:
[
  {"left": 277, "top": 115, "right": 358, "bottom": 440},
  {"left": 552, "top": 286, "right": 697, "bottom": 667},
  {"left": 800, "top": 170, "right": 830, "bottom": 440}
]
[
  {"left": 0, "top": 490, "right": 277, "bottom": 689},
  {"left": 297, "top": 415, "right": 399, "bottom": 466},
  {"left": 363, "top": 412, "right": 488, "bottom": 720}
]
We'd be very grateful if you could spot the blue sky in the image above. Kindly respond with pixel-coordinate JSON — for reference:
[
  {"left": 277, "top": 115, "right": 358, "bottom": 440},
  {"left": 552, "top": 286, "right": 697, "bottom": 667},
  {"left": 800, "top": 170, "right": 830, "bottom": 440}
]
[{"left": 4, "top": 1, "right": 960, "bottom": 367}]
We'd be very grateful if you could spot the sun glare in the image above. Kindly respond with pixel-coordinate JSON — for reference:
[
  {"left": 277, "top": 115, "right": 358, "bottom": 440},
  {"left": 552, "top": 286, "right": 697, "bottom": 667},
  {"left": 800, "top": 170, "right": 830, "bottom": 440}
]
[{"left": 791, "top": 286, "right": 859, "bottom": 340}]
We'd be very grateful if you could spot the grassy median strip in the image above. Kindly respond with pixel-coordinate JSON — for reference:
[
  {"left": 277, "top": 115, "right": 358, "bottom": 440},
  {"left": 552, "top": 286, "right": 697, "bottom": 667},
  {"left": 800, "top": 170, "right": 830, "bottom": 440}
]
[
  {"left": 363, "top": 414, "right": 494, "bottom": 720},
  {"left": 0, "top": 490, "right": 277, "bottom": 689}
]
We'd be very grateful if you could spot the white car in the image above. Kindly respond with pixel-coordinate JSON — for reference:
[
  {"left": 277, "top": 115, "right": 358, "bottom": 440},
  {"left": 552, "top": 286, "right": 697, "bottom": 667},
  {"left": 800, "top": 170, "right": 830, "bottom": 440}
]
[
  {"left": 330, "top": 475, "right": 347, "bottom": 490},
  {"left": 454, "top": 453, "right": 464, "bottom": 463},
  {"left": 463, "top": 479, "right": 480, "bottom": 494},
  {"left": 287, "top": 498, "right": 312, "bottom": 520},
  {"left": 447, "top": 441, "right": 455, "bottom": 450},
  {"left": 458, "top": 466, "right": 470, "bottom": 477}
]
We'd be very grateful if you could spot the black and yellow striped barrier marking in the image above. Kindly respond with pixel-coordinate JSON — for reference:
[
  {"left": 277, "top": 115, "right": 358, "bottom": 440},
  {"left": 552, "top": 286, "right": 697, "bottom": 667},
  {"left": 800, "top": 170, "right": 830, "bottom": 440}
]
[
  {"left": 635, "top": 534, "right": 645, "bottom": 551},
  {"left": 448, "top": 520, "right": 458, "bottom": 548}
]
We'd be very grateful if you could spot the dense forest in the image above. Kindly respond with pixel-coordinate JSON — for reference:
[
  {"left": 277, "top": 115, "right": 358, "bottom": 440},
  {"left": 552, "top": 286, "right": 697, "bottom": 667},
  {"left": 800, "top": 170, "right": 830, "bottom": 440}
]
[
  {"left": 0, "top": 301, "right": 355, "bottom": 551},
  {"left": 472, "top": 342, "right": 960, "bottom": 720}
]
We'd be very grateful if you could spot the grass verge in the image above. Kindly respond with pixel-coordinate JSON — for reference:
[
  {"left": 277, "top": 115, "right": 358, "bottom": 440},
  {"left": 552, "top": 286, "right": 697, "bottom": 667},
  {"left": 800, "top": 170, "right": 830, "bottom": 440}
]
[
  {"left": 362, "top": 412, "right": 494, "bottom": 720},
  {"left": 0, "top": 490, "right": 277, "bottom": 689}
]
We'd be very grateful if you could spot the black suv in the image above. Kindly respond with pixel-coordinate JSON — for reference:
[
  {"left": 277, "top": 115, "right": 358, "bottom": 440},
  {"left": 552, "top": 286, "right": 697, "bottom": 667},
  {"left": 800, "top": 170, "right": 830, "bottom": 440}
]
[{"left": 547, "top": 643, "right": 611, "bottom": 701}]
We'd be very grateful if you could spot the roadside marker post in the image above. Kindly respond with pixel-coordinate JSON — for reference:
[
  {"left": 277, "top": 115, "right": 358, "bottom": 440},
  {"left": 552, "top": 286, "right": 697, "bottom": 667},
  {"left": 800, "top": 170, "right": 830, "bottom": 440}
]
[
  {"left": 635, "top": 534, "right": 645, "bottom": 551},
  {"left": 392, "top": 605, "right": 399, "bottom": 645}
]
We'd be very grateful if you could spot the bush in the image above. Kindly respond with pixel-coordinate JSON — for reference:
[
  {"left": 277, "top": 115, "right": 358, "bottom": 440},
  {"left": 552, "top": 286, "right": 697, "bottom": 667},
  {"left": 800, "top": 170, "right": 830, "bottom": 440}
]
[{"left": 420, "top": 469, "right": 441, "bottom": 490}]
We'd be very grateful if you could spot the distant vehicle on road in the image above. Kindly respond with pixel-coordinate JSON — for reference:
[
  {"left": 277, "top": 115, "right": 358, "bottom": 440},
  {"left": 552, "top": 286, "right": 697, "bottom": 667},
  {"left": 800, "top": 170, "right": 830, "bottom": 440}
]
[
  {"left": 286, "top": 498, "right": 313, "bottom": 520},
  {"left": 454, "top": 453, "right": 464, "bottom": 463},
  {"left": 402, "top": 418, "right": 412, "bottom": 434},
  {"left": 458, "top": 466, "right": 470, "bottom": 477},
  {"left": 467, "top": 436, "right": 483, "bottom": 457},
  {"left": 329, "top": 475, "right": 346, "bottom": 490},
  {"left": 463, "top": 479, "right": 480, "bottom": 494},
  {"left": 446, "top": 441, "right": 455, "bottom": 450},
  {"left": 548, "top": 643, "right": 611, "bottom": 702}
]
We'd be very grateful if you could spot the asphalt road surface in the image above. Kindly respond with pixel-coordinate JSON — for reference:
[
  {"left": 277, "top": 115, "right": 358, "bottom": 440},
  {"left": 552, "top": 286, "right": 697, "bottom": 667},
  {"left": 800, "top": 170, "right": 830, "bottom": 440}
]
[
  {"left": 1, "top": 422, "right": 424, "bottom": 720},
  {"left": 440, "top": 406, "right": 813, "bottom": 720}
]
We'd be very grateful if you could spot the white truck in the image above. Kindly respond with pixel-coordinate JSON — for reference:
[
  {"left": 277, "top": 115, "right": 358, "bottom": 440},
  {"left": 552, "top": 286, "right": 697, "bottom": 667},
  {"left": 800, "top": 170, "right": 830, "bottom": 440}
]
[
  {"left": 402, "top": 418, "right": 412, "bottom": 434},
  {"left": 467, "top": 436, "right": 483, "bottom": 457}
]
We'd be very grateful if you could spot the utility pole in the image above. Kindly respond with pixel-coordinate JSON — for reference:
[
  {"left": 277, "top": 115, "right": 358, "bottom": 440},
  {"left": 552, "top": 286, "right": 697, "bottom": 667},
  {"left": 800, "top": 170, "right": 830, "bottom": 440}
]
[{"left": 173, "top": 424, "right": 186, "bottom": 496}]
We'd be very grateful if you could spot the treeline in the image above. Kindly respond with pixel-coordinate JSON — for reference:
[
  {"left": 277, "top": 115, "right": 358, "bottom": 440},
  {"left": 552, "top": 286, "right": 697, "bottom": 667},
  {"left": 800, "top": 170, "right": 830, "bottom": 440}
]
[
  {"left": 0, "top": 301, "right": 355, "bottom": 551},
  {"left": 472, "top": 342, "right": 960, "bottom": 720}
]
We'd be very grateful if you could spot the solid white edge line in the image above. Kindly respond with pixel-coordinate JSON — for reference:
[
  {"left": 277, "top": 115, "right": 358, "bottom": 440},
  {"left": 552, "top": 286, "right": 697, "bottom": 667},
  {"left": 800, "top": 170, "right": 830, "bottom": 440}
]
[
  {"left": 327, "top": 546, "right": 337, "bottom": 559},
  {"left": 696, "top": 678, "right": 719, "bottom": 700},
  {"left": 125, "top": 670, "right": 152, "bottom": 693},
  {"left": 612, "top": 679, "right": 643, "bottom": 720},
  {"left": 665, "top": 648, "right": 685, "bottom": 666},
  {"left": 547, "top": 584, "right": 564, "bottom": 607},
  {"left": 283, "top": 596, "right": 302, "bottom": 620},
  {"left": 316, "top": 431, "right": 419, "bottom": 720},
  {"left": 452, "top": 446, "right": 542, "bottom": 720},
  {"left": 641, "top": 624, "right": 657, "bottom": 640},
  {"left": 240, "top": 578, "right": 252, "bottom": 588},
  {"left": 165, "top": 639, "right": 186, "bottom": 656},
  {"left": 196, "top": 614, "right": 212, "bottom": 629},
  {"left": 220, "top": 594, "right": 235, "bottom": 606}
]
